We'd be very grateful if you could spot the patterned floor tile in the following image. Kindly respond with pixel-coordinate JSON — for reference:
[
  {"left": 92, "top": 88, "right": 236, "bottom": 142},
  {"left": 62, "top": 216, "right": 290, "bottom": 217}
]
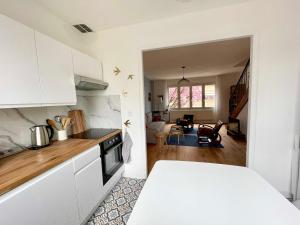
[{"left": 86, "top": 177, "right": 146, "bottom": 225}]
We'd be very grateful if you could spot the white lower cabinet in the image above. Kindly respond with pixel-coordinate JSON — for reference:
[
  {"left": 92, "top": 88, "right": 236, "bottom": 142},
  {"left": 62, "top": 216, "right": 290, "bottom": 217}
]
[
  {"left": 74, "top": 158, "right": 104, "bottom": 224},
  {"left": 0, "top": 145, "right": 106, "bottom": 225},
  {"left": 0, "top": 161, "right": 80, "bottom": 225}
]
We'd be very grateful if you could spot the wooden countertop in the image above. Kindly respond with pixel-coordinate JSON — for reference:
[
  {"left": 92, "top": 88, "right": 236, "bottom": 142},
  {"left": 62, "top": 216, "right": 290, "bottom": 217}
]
[{"left": 0, "top": 129, "right": 122, "bottom": 196}]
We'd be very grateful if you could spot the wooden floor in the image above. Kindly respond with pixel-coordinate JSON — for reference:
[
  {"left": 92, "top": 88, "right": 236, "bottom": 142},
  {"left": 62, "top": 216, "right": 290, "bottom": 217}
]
[{"left": 147, "top": 124, "right": 246, "bottom": 174}]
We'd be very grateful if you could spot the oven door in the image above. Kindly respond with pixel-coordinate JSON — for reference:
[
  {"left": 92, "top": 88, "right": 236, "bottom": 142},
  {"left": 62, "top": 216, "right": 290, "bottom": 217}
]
[{"left": 101, "top": 143, "right": 123, "bottom": 185}]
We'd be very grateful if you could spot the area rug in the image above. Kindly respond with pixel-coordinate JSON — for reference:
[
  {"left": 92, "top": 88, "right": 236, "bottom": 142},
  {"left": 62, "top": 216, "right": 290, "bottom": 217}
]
[
  {"left": 86, "top": 177, "right": 146, "bottom": 225},
  {"left": 166, "top": 128, "right": 224, "bottom": 148}
]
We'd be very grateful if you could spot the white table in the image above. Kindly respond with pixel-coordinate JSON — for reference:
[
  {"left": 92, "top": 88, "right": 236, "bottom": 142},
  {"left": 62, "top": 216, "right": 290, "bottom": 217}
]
[{"left": 127, "top": 161, "right": 300, "bottom": 225}]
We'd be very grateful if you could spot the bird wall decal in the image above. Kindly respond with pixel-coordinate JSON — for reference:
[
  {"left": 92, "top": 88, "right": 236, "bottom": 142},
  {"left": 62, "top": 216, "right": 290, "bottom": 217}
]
[
  {"left": 128, "top": 74, "right": 135, "bottom": 80},
  {"left": 124, "top": 120, "right": 131, "bottom": 128},
  {"left": 122, "top": 89, "right": 128, "bottom": 97},
  {"left": 113, "top": 67, "right": 121, "bottom": 76}
]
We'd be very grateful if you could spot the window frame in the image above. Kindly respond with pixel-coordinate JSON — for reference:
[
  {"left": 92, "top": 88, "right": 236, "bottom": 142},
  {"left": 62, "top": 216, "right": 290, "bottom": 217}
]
[
  {"left": 168, "top": 83, "right": 216, "bottom": 110},
  {"left": 203, "top": 83, "right": 216, "bottom": 109},
  {"left": 168, "top": 86, "right": 179, "bottom": 109},
  {"left": 179, "top": 86, "right": 191, "bottom": 109}
]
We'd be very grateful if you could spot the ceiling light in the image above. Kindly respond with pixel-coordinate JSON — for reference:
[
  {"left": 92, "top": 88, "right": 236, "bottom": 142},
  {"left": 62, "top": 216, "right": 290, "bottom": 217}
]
[{"left": 177, "top": 66, "right": 190, "bottom": 85}]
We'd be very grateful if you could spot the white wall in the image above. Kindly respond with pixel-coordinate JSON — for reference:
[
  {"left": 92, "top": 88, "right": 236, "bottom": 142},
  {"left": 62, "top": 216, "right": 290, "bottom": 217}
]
[
  {"left": 237, "top": 103, "right": 248, "bottom": 136},
  {"left": 291, "top": 63, "right": 300, "bottom": 200},
  {"left": 216, "top": 72, "right": 240, "bottom": 122},
  {"left": 81, "top": 0, "right": 300, "bottom": 195},
  {"left": 152, "top": 80, "right": 168, "bottom": 111},
  {"left": 0, "top": 0, "right": 84, "bottom": 52}
]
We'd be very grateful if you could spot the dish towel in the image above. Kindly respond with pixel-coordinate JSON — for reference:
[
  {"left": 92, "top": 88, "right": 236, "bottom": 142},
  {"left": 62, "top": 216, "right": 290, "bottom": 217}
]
[{"left": 122, "top": 130, "right": 133, "bottom": 163}]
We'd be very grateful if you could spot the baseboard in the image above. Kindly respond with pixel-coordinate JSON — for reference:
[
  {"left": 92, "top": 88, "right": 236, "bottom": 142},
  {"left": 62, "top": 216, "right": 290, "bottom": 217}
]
[{"left": 280, "top": 191, "right": 293, "bottom": 201}]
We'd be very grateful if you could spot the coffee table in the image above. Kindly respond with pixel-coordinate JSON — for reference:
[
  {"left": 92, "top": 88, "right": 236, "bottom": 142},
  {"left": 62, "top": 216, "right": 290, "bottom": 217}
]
[{"left": 168, "top": 125, "right": 184, "bottom": 144}]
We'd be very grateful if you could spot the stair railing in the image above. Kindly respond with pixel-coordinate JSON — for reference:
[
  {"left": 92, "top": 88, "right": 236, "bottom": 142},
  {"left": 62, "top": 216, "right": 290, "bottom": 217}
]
[{"left": 229, "top": 59, "right": 250, "bottom": 116}]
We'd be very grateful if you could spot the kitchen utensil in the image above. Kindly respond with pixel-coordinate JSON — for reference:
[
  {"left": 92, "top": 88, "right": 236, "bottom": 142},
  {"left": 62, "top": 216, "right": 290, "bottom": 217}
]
[
  {"left": 54, "top": 115, "right": 61, "bottom": 124},
  {"left": 30, "top": 125, "right": 54, "bottom": 148},
  {"left": 54, "top": 115, "right": 63, "bottom": 130},
  {"left": 46, "top": 119, "right": 60, "bottom": 131},
  {"left": 57, "top": 130, "right": 68, "bottom": 141},
  {"left": 68, "top": 110, "right": 86, "bottom": 134},
  {"left": 61, "top": 117, "right": 67, "bottom": 129},
  {"left": 62, "top": 118, "right": 71, "bottom": 130}
]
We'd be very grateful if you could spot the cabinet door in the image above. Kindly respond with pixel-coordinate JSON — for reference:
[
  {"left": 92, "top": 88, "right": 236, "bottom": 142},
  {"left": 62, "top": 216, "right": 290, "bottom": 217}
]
[
  {"left": 72, "top": 49, "right": 101, "bottom": 80},
  {"left": 75, "top": 158, "right": 104, "bottom": 223},
  {"left": 35, "top": 31, "right": 76, "bottom": 105},
  {"left": 0, "top": 161, "right": 79, "bottom": 225},
  {"left": 0, "top": 14, "right": 41, "bottom": 107}
]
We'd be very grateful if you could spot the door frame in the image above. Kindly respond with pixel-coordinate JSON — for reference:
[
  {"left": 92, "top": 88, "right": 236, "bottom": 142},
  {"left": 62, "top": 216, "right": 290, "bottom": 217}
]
[{"left": 138, "top": 34, "right": 258, "bottom": 173}]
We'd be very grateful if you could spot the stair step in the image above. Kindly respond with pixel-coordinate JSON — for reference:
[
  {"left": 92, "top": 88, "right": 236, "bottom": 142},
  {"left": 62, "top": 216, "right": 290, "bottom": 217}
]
[{"left": 230, "top": 94, "right": 248, "bottom": 118}]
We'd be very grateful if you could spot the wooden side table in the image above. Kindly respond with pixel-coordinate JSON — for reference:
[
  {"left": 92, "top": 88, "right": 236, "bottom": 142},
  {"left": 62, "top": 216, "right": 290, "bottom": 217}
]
[{"left": 168, "top": 125, "right": 184, "bottom": 144}]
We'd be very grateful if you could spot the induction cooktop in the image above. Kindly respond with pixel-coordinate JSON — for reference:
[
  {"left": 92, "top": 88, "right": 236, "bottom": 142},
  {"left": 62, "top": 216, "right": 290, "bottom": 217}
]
[{"left": 70, "top": 128, "right": 118, "bottom": 139}]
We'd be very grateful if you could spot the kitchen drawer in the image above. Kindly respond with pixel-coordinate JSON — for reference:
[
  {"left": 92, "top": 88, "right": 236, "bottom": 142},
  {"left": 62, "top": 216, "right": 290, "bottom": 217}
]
[{"left": 73, "top": 145, "right": 100, "bottom": 173}]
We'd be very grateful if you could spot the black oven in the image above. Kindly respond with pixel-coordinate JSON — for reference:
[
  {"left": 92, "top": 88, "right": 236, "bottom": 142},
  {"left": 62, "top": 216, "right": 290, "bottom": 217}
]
[{"left": 100, "top": 133, "right": 123, "bottom": 185}]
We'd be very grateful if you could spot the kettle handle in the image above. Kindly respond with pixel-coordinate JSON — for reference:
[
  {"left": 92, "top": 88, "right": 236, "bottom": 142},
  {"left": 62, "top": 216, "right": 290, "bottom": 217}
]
[{"left": 46, "top": 125, "right": 54, "bottom": 140}]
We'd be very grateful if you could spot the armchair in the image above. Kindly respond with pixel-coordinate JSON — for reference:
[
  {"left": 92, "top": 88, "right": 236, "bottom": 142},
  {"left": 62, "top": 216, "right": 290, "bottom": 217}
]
[{"left": 197, "top": 120, "right": 223, "bottom": 144}]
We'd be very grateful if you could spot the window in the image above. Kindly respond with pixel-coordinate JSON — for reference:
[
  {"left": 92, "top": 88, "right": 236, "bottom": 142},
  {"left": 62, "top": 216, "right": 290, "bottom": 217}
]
[
  {"left": 192, "top": 85, "right": 202, "bottom": 108},
  {"left": 168, "top": 87, "right": 178, "bottom": 109},
  {"left": 204, "top": 84, "right": 215, "bottom": 108},
  {"left": 168, "top": 84, "right": 215, "bottom": 110},
  {"left": 180, "top": 86, "right": 190, "bottom": 108}
]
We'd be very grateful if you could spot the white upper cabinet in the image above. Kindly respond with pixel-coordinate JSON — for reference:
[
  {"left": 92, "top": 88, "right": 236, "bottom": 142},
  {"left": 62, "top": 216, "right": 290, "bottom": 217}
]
[
  {"left": 0, "top": 14, "right": 41, "bottom": 107},
  {"left": 35, "top": 31, "right": 77, "bottom": 105},
  {"left": 72, "top": 49, "right": 102, "bottom": 80},
  {"left": 0, "top": 13, "right": 105, "bottom": 108}
]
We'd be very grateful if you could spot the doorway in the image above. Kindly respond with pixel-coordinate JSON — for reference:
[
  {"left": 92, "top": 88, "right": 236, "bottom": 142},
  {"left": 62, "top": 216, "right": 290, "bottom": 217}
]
[{"left": 141, "top": 36, "right": 252, "bottom": 174}]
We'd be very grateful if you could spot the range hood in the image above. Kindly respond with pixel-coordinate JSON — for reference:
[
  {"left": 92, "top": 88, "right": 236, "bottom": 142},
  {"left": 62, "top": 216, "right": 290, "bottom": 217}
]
[{"left": 74, "top": 75, "right": 108, "bottom": 91}]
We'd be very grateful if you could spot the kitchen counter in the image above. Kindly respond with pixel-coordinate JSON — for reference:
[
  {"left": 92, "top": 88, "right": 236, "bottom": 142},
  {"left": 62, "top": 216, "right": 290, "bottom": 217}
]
[{"left": 0, "top": 129, "right": 121, "bottom": 196}]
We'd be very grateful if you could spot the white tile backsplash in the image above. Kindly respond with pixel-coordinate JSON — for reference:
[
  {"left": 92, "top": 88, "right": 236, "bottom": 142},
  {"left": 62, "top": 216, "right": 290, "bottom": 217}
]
[{"left": 0, "top": 95, "right": 121, "bottom": 158}]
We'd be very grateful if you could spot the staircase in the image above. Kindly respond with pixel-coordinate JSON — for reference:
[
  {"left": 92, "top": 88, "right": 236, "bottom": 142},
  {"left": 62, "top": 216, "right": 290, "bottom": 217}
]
[{"left": 229, "top": 59, "right": 250, "bottom": 118}]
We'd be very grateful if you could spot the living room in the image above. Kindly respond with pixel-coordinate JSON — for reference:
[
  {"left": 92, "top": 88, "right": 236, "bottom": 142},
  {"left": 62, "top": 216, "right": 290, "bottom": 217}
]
[{"left": 144, "top": 37, "right": 250, "bottom": 172}]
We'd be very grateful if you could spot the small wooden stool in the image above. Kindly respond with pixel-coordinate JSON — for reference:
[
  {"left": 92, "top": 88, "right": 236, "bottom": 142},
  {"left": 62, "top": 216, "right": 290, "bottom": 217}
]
[{"left": 155, "top": 132, "right": 167, "bottom": 151}]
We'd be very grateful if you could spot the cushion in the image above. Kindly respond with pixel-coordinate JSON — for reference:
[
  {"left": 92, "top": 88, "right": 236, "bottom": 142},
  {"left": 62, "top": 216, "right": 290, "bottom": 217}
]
[{"left": 147, "top": 121, "right": 165, "bottom": 132}]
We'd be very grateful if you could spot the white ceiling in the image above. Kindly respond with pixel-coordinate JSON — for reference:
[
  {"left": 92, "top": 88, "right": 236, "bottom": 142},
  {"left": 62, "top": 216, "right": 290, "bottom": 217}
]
[
  {"left": 34, "top": 0, "right": 251, "bottom": 31},
  {"left": 143, "top": 37, "right": 250, "bottom": 80}
]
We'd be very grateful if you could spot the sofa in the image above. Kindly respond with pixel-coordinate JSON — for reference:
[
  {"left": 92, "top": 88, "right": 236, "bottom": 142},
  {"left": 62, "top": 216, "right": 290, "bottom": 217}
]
[{"left": 146, "top": 112, "right": 166, "bottom": 144}]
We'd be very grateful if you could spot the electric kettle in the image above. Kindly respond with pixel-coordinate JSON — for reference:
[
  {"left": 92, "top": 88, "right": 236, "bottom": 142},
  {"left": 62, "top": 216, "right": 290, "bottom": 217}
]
[{"left": 30, "top": 125, "right": 54, "bottom": 149}]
